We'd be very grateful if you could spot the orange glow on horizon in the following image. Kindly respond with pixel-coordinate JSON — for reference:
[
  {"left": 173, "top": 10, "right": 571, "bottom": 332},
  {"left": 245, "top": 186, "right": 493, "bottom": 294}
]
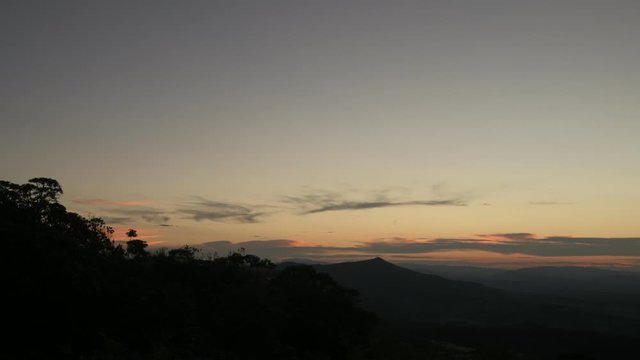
[{"left": 387, "top": 250, "right": 640, "bottom": 268}]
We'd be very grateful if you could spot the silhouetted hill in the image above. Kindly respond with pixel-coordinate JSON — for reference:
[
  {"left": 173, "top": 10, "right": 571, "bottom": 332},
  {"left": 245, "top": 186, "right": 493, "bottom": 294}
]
[
  {"left": 276, "top": 258, "right": 326, "bottom": 269},
  {"left": 306, "top": 258, "right": 640, "bottom": 359},
  {"left": 315, "top": 257, "right": 518, "bottom": 325},
  {"left": 401, "top": 263, "right": 504, "bottom": 283},
  {"left": 310, "top": 258, "right": 640, "bottom": 337},
  {"left": 406, "top": 263, "right": 640, "bottom": 294},
  {"left": 489, "top": 266, "right": 640, "bottom": 294}
]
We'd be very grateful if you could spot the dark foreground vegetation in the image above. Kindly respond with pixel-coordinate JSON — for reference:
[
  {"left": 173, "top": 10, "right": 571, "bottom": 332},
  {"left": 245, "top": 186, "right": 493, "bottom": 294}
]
[
  {"left": 2, "top": 178, "right": 374, "bottom": 359},
  {"left": 3, "top": 178, "right": 639, "bottom": 359}
]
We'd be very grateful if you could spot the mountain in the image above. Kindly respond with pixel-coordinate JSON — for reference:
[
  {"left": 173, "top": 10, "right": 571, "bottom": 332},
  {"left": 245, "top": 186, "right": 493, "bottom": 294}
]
[
  {"left": 488, "top": 266, "right": 640, "bottom": 294},
  {"left": 403, "top": 263, "right": 640, "bottom": 296},
  {"left": 310, "top": 258, "right": 640, "bottom": 336},
  {"left": 401, "top": 263, "right": 504, "bottom": 283},
  {"left": 314, "top": 257, "right": 519, "bottom": 325},
  {"left": 405, "top": 263, "right": 640, "bottom": 294}
]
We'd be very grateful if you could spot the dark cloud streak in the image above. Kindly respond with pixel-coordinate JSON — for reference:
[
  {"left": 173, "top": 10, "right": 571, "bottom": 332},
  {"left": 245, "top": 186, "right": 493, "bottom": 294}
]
[
  {"left": 303, "top": 199, "right": 466, "bottom": 214},
  {"left": 107, "top": 208, "right": 171, "bottom": 224},
  {"left": 101, "top": 216, "right": 133, "bottom": 225},
  {"left": 193, "top": 235, "right": 640, "bottom": 261},
  {"left": 283, "top": 189, "right": 466, "bottom": 215},
  {"left": 179, "top": 198, "right": 264, "bottom": 223},
  {"left": 529, "top": 201, "right": 573, "bottom": 205},
  {"left": 359, "top": 237, "right": 640, "bottom": 257}
]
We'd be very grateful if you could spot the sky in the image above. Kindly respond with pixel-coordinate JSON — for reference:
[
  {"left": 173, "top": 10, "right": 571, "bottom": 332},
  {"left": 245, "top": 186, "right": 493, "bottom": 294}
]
[{"left": 2, "top": 1, "right": 640, "bottom": 267}]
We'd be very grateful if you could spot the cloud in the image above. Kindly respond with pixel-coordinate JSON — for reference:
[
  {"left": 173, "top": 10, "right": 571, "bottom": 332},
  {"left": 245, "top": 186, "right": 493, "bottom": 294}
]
[
  {"left": 303, "top": 199, "right": 465, "bottom": 214},
  {"left": 101, "top": 216, "right": 133, "bottom": 225},
  {"left": 78, "top": 186, "right": 470, "bottom": 227},
  {"left": 89, "top": 207, "right": 171, "bottom": 226},
  {"left": 282, "top": 191, "right": 344, "bottom": 207},
  {"left": 283, "top": 189, "right": 466, "bottom": 215},
  {"left": 73, "top": 197, "right": 172, "bottom": 226},
  {"left": 74, "top": 198, "right": 150, "bottom": 207},
  {"left": 107, "top": 208, "right": 171, "bottom": 224},
  {"left": 179, "top": 198, "right": 265, "bottom": 223},
  {"left": 146, "top": 241, "right": 167, "bottom": 246},
  {"left": 529, "top": 201, "right": 573, "bottom": 205},
  {"left": 183, "top": 209, "right": 262, "bottom": 223},
  {"left": 477, "top": 233, "right": 536, "bottom": 241},
  {"left": 357, "top": 236, "right": 640, "bottom": 257},
  {"left": 191, "top": 235, "right": 640, "bottom": 263}
]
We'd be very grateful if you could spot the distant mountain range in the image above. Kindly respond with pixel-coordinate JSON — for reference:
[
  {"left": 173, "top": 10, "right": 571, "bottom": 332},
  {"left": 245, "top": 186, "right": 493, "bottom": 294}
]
[
  {"left": 401, "top": 263, "right": 640, "bottom": 294},
  {"left": 315, "top": 257, "right": 515, "bottom": 325},
  {"left": 280, "top": 257, "right": 640, "bottom": 337}
]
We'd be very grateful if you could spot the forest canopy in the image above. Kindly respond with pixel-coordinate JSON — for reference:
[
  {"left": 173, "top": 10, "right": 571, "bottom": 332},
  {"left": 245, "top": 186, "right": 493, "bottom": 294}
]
[{"left": 2, "top": 178, "right": 375, "bottom": 359}]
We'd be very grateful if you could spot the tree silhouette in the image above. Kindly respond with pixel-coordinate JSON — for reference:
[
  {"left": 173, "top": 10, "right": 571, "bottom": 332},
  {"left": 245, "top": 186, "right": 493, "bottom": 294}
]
[
  {"left": 126, "top": 228, "right": 138, "bottom": 241},
  {"left": 2, "top": 177, "right": 376, "bottom": 360},
  {"left": 269, "top": 265, "right": 377, "bottom": 359},
  {"left": 168, "top": 245, "right": 199, "bottom": 262},
  {"left": 27, "top": 177, "right": 63, "bottom": 204},
  {"left": 126, "top": 239, "right": 148, "bottom": 258}
]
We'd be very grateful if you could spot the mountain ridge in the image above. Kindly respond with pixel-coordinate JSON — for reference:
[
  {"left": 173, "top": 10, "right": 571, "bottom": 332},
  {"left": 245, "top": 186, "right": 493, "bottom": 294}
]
[
  {"left": 292, "top": 257, "right": 640, "bottom": 336},
  {"left": 313, "top": 257, "right": 514, "bottom": 325}
]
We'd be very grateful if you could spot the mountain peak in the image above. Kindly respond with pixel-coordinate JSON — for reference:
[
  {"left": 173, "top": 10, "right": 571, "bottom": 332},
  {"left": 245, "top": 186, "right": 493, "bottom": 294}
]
[
  {"left": 320, "top": 257, "right": 406, "bottom": 273},
  {"left": 355, "top": 257, "right": 395, "bottom": 267}
]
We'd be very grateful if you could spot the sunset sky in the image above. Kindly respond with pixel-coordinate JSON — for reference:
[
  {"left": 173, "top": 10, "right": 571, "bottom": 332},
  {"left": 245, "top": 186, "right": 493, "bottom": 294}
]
[{"left": 2, "top": 1, "right": 640, "bottom": 267}]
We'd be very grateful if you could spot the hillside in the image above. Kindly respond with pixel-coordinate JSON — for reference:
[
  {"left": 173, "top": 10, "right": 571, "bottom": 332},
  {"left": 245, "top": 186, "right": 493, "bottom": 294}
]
[
  {"left": 316, "top": 257, "right": 518, "bottom": 325},
  {"left": 313, "top": 258, "right": 640, "bottom": 336},
  {"left": 404, "top": 263, "right": 640, "bottom": 294},
  {"left": 309, "top": 258, "right": 640, "bottom": 359}
]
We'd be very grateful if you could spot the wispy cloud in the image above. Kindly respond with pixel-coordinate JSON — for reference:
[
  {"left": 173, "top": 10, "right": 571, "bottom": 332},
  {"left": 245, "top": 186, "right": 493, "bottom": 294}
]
[
  {"left": 303, "top": 199, "right": 465, "bottom": 214},
  {"left": 73, "top": 198, "right": 172, "bottom": 226},
  {"left": 101, "top": 216, "right": 133, "bottom": 225},
  {"left": 179, "top": 198, "right": 266, "bottom": 223},
  {"left": 192, "top": 235, "right": 640, "bottom": 263},
  {"left": 529, "top": 201, "right": 573, "bottom": 205},
  {"left": 78, "top": 185, "right": 472, "bottom": 226},
  {"left": 283, "top": 189, "right": 466, "bottom": 215},
  {"left": 146, "top": 241, "right": 167, "bottom": 246},
  {"left": 357, "top": 236, "right": 640, "bottom": 257},
  {"left": 79, "top": 207, "right": 171, "bottom": 226},
  {"left": 74, "top": 198, "right": 150, "bottom": 207},
  {"left": 476, "top": 233, "right": 536, "bottom": 241},
  {"left": 107, "top": 208, "right": 171, "bottom": 224}
]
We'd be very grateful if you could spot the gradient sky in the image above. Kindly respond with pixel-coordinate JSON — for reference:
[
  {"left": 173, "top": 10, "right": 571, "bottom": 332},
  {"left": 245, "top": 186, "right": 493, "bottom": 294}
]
[{"left": 2, "top": 1, "right": 640, "bottom": 267}]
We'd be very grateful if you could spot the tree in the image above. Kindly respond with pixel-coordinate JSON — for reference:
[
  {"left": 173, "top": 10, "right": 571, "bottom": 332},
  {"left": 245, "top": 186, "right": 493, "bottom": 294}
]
[
  {"left": 269, "top": 265, "right": 377, "bottom": 359},
  {"left": 126, "top": 229, "right": 138, "bottom": 241},
  {"left": 2, "top": 177, "right": 377, "bottom": 359},
  {"left": 126, "top": 239, "right": 148, "bottom": 258},
  {"left": 0, "top": 178, "right": 67, "bottom": 226},
  {"left": 27, "top": 177, "right": 63, "bottom": 204},
  {"left": 168, "top": 245, "right": 199, "bottom": 262}
]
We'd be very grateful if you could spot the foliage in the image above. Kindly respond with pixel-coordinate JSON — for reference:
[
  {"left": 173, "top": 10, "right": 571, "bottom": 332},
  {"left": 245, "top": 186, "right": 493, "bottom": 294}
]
[
  {"left": 1, "top": 178, "right": 376, "bottom": 359},
  {"left": 126, "top": 239, "right": 148, "bottom": 258}
]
